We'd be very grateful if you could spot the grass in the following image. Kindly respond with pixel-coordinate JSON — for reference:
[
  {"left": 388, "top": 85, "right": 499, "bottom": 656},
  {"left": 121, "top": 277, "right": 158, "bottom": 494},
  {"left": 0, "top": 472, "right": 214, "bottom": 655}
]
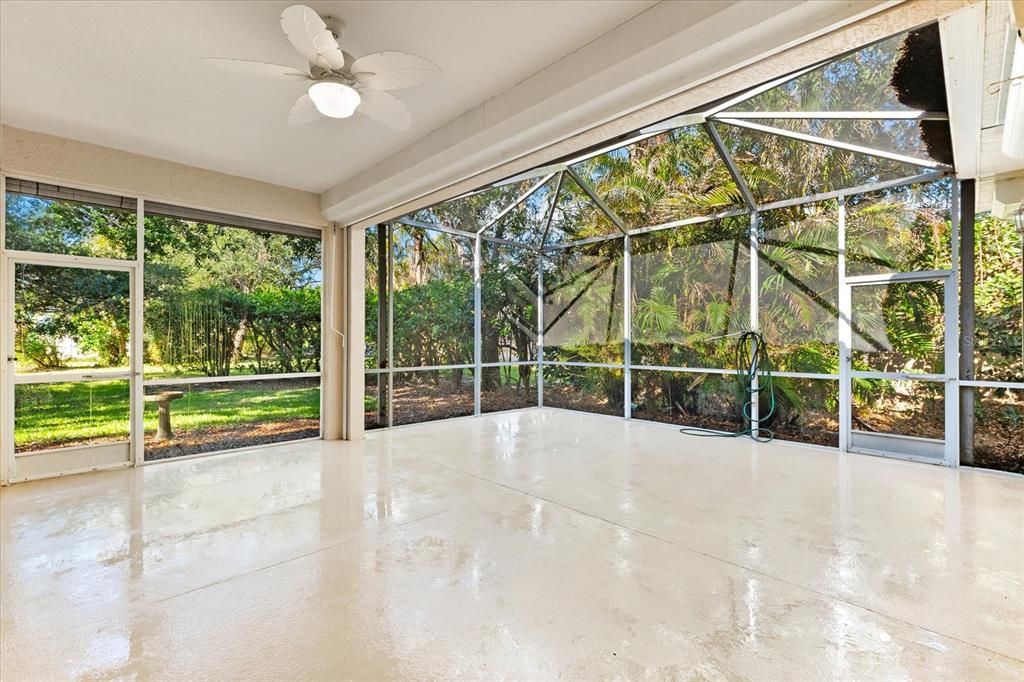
[{"left": 14, "top": 379, "right": 319, "bottom": 450}]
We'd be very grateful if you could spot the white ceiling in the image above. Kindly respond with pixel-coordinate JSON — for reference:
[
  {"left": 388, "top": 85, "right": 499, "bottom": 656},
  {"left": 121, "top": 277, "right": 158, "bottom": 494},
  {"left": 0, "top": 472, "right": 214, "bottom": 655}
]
[{"left": 0, "top": 0, "right": 656, "bottom": 193}]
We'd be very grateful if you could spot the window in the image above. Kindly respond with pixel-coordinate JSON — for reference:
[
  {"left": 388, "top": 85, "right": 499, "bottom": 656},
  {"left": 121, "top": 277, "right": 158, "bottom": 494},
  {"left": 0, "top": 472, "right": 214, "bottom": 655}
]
[
  {"left": 142, "top": 212, "right": 321, "bottom": 458},
  {"left": 4, "top": 182, "right": 136, "bottom": 259}
]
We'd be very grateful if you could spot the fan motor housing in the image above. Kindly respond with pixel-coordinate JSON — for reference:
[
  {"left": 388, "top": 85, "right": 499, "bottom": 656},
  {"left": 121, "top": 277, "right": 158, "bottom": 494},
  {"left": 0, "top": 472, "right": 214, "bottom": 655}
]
[{"left": 322, "top": 16, "right": 346, "bottom": 40}]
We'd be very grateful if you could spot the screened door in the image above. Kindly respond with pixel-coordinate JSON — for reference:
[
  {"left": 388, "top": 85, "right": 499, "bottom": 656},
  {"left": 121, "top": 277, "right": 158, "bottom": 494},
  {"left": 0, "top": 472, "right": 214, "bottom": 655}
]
[
  {"left": 4, "top": 257, "right": 139, "bottom": 481},
  {"left": 841, "top": 271, "right": 957, "bottom": 464}
]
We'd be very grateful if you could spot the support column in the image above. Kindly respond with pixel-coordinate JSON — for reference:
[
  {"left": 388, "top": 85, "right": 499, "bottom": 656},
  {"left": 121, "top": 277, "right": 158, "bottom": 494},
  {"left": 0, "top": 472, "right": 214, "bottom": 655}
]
[
  {"left": 377, "top": 225, "right": 390, "bottom": 427},
  {"left": 0, "top": 176, "right": 10, "bottom": 485},
  {"left": 958, "top": 179, "right": 976, "bottom": 465},
  {"left": 130, "top": 198, "right": 145, "bottom": 465},
  {"left": 345, "top": 223, "right": 366, "bottom": 440},
  {"left": 322, "top": 222, "right": 366, "bottom": 441}
]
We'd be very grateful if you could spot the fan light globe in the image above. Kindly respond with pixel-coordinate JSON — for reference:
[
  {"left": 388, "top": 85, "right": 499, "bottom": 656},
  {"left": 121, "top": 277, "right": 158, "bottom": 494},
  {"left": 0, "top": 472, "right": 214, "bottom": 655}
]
[{"left": 308, "top": 81, "right": 361, "bottom": 118}]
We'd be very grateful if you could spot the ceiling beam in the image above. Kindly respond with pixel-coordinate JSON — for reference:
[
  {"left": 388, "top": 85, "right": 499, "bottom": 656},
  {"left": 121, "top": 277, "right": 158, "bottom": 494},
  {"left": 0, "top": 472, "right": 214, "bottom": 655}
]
[{"left": 939, "top": 3, "right": 986, "bottom": 178}]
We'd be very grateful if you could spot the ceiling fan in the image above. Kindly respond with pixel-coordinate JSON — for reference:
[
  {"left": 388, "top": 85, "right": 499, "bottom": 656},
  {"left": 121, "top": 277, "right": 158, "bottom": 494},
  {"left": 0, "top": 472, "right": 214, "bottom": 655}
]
[{"left": 203, "top": 4, "right": 439, "bottom": 130}]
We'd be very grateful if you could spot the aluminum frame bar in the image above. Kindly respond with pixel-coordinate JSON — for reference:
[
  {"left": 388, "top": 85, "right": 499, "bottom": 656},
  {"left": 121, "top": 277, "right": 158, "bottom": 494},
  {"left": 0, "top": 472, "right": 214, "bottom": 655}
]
[
  {"left": 480, "top": 361, "right": 538, "bottom": 368},
  {"left": 131, "top": 199, "right": 144, "bottom": 465},
  {"left": 396, "top": 217, "right": 476, "bottom": 239},
  {"left": 959, "top": 380, "right": 1024, "bottom": 390},
  {"left": 478, "top": 173, "right": 556, "bottom": 234},
  {"left": 849, "top": 370, "right": 947, "bottom": 382},
  {"left": 395, "top": 217, "right": 534, "bottom": 250},
  {"left": 626, "top": 208, "right": 751, "bottom": 237},
  {"left": 845, "top": 269, "right": 953, "bottom": 285},
  {"left": 623, "top": 234, "right": 632, "bottom": 419},
  {"left": 629, "top": 365, "right": 735, "bottom": 376},
  {"left": 473, "top": 235, "right": 482, "bottom": 415},
  {"left": 544, "top": 232, "right": 624, "bottom": 251},
  {"left": 837, "top": 198, "right": 852, "bottom": 452},
  {"left": 716, "top": 117, "right": 953, "bottom": 171},
  {"left": 538, "top": 171, "right": 565, "bottom": 249},
  {"left": 711, "top": 110, "right": 949, "bottom": 120},
  {"left": 481, "top": 234, "right": 538, "bottom": 250},
  {"left": 703, "top": 61, "right": 823, "bottom": 117},
  {"left": 387, "top": 225, "right": 395, "bottom": 428},
  {"left": 748, "top": 211, "right": 760, "bottom": 430},
  {"left": 14, "top": 370, "right": 133, "bottom": 385},
  {"left": 536, "top": 252, "right": 545, "bottom": 407},
  {"left": 755, "top": 171, "right": 947, "bottom": 212},
  {"left": 4, "top": 250, "right": 136, "bottom": 272},
  {"left": 492, "top": 163, "right": 567, "bottom": 189},
  {"left": 390, "top": 363, "right": 476, "bottom": 372},
  {"left": 561, "top": 131, "right": 663, "bottom": 169},
  {"left": 142, "top": 371, "right": 321, "bottom": 387},
  {"left": 638, "top": 113, "right": 709, "bottom": 135},
  {"left": 565, "top": 166, "right": 627, "bottom": 233},
  {"left": 704, "top": 122, "right": 758, "bottom": 211},
  {"left": 945, "top": 182, "right": 961, "bottom": 466},
  {"left": 540, "top": 360, "right": 625, "bottom": 370}
]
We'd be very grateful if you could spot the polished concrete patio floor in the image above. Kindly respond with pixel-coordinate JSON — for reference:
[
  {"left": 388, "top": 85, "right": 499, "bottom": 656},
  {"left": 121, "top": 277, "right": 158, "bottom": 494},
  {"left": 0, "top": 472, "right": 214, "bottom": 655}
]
[{"left": 1, "top": 408, "right": 1022, "bottom": 679}]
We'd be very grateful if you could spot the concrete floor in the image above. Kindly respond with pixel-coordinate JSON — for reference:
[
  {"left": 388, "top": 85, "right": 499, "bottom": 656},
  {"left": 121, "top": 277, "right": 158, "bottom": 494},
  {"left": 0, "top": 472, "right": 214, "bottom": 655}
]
[{"left": 1, "top": 408, "right": 1022, "bottom": 680}]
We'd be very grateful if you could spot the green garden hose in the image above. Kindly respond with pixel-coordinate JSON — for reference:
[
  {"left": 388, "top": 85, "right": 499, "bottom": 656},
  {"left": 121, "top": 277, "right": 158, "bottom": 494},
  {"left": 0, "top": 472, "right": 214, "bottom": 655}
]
[{"left": 678, "top": 330, "right": 776, "bottom": 443}]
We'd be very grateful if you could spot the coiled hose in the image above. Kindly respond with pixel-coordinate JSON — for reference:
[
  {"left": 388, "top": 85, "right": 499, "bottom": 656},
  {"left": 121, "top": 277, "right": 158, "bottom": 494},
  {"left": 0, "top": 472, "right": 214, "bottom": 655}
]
[{"left": 678, "top": 330, "right": 776, "bottom": 443}]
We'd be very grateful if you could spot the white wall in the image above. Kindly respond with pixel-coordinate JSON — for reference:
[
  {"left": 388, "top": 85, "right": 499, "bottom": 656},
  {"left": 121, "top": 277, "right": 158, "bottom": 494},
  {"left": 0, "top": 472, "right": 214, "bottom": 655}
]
[{"left": 1, "top": 125, "right": 326, "bottom": 229}]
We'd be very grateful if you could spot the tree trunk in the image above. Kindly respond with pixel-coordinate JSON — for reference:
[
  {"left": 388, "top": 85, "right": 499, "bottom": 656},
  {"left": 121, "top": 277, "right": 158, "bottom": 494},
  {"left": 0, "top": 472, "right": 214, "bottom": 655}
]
[
  {"left": 481, "top": 324, "right": 501, "bottom": 390},
  {"left": 232, "top": 317, "right": 248, "bottom": 364},
  {"left": 412, "top": 231, "right": 426, "bottom": 286}
]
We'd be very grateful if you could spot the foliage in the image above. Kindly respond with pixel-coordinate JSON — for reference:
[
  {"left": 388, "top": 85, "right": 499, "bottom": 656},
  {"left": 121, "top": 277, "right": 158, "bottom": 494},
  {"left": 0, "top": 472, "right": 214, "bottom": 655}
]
[
  {"left": 147, "top": 287, "right": 249, "bottom": 376},
  {"left": 12, "top": 260, "right": 130, "bottom": 371},
  {"left": 6, "top": 194, "right": 322, "bottom": 379},
  {"left": 973, "top": 215, "right": 1024, "bottom": 382},
  {"left": 249, "top": 287, "right": 321, "bottom": 372}
]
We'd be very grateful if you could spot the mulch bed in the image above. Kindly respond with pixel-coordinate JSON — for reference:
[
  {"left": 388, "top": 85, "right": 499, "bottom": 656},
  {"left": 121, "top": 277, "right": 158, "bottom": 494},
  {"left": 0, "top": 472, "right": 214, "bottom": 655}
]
[
  {"left": 630, "top": 409, "right": 839, "bottom": 447},
  {"left": 480, "top": 385, "right": 537, "bottom": 414},
  {"left": 144, "top": 419, "right": 320, "bottom": 460},
  {"left": 367, "top": 381, "right": 539, "bottom": 428},
  {"left": 392, "top": 381, "right": 474, "bottom": 426},
  {"left": 974, "top": 439, "right": 1024, "bottom": 475},
  {"left": 542, "top": 386, "right": 619, "bottom": 416}
]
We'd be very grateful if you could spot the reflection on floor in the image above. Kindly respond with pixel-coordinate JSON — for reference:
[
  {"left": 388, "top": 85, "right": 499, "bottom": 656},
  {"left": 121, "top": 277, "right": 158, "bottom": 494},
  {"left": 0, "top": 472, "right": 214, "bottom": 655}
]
[{"left": 1, "top": 408, "right": 1021, "bottom": 679}]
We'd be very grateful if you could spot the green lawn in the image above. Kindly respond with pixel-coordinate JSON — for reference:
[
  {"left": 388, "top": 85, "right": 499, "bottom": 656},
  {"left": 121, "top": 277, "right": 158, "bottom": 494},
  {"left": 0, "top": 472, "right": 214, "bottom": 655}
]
[{"left": 14, "top": 379, "right": 319, "bottom": 450}]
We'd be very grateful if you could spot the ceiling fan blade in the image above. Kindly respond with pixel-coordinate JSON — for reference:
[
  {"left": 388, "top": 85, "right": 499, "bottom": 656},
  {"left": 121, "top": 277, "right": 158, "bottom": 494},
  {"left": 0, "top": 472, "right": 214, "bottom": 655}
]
[
  {"left": 288, "top": 93, "right": 322, "bottom": 126},
  {"left": 351, "top": 51, "right": 440, "bottom": 91},
  {"left": 202, "top": 58, "right": 310, "bottom": 80},
  {"left": 356, "top": 89, "right": 412, "bottom": 131},
  {"left": 280, "top": 5, "right": 345, "bottom": 71}
]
